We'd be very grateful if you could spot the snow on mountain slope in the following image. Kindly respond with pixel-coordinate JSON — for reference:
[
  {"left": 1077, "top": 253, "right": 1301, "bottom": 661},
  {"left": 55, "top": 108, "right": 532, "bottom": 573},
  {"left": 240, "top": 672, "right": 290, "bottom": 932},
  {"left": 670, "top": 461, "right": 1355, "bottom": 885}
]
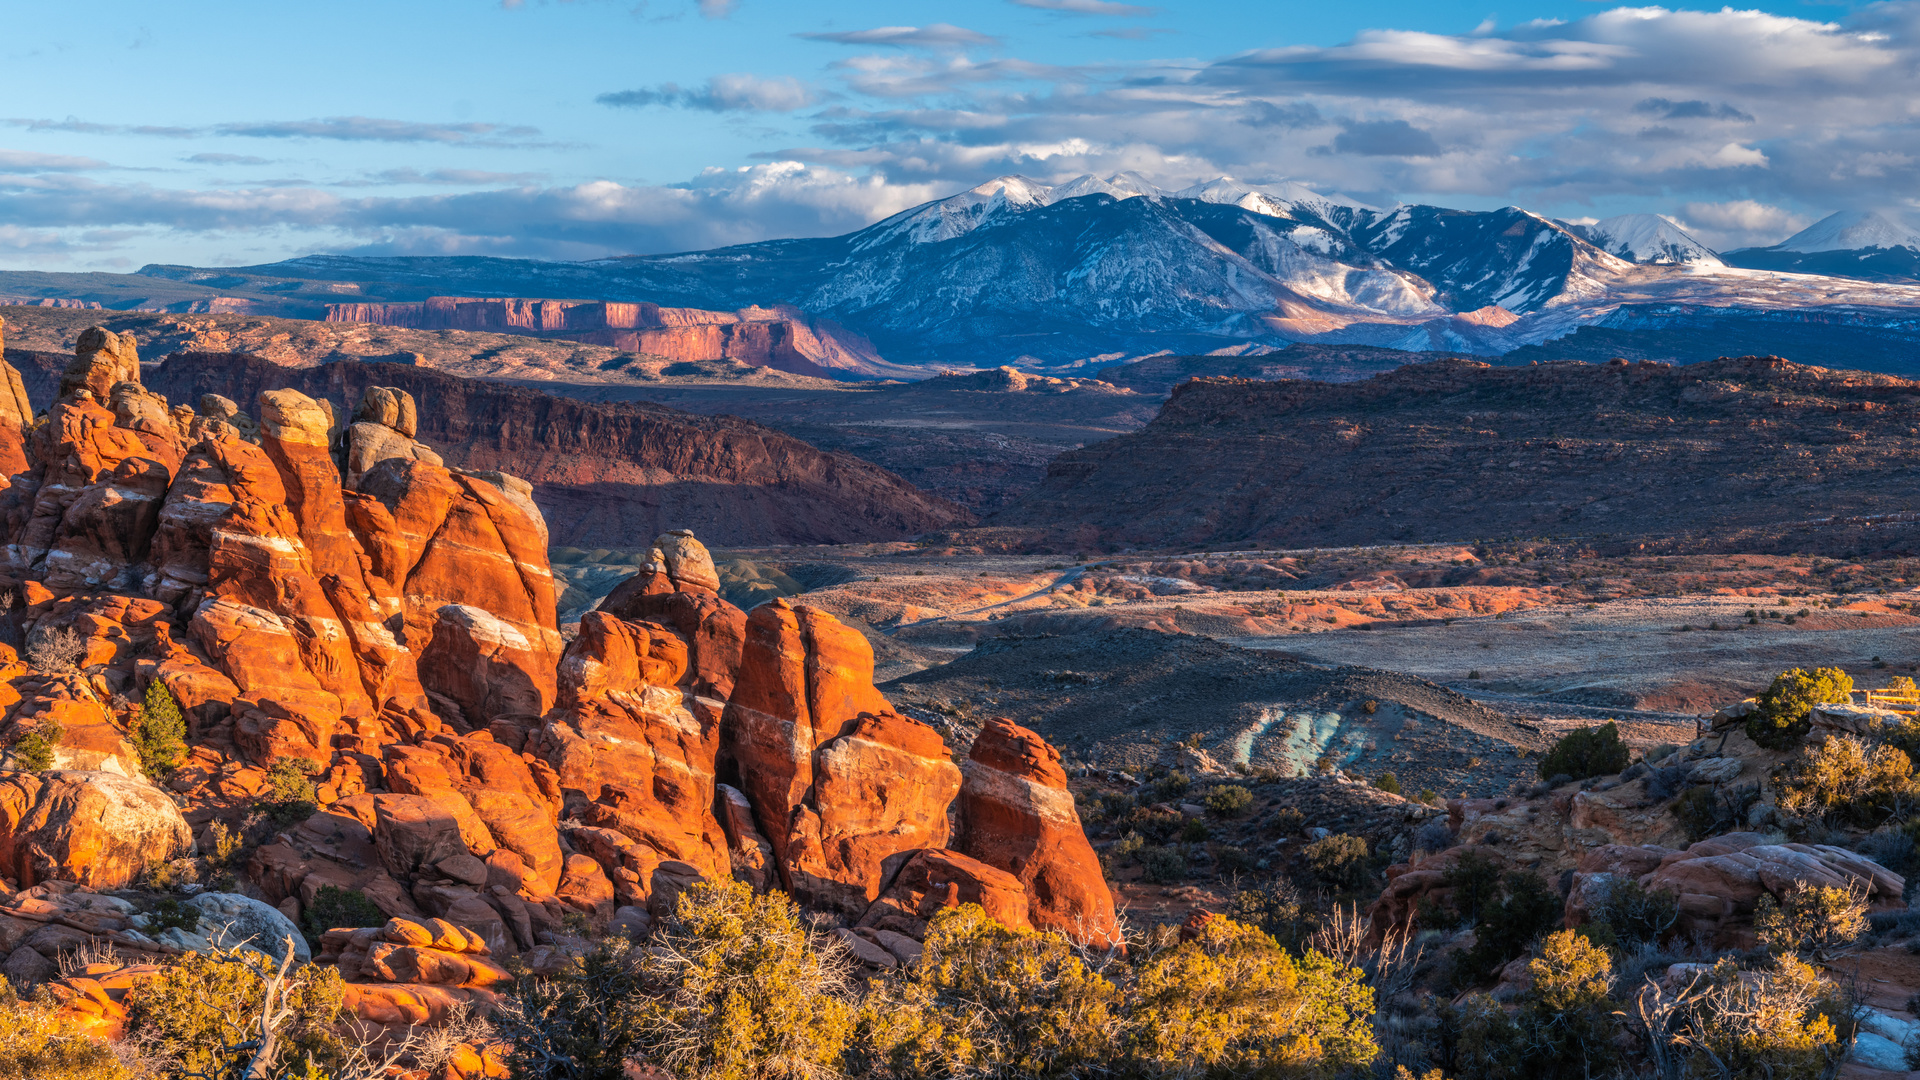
[
  {"left": 95, "top": 181, "right": 1920, "bottom": 374},
  {"left": 1172, "top": 177, "right": 1380, "bottom": 223},
  {"left": 1576, "top": 215, "right": 1723, "bottom": 266},
  {"left": 1775, "top": 211, "right": 1920, "bottom": 253}
]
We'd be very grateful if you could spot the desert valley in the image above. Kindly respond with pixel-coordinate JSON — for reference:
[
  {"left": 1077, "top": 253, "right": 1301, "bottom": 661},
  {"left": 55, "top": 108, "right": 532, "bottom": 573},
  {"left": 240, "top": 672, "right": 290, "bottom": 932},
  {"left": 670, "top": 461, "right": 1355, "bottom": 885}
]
[{"left": 14, "top": 2, "right": 1920, "bottom": 1075}]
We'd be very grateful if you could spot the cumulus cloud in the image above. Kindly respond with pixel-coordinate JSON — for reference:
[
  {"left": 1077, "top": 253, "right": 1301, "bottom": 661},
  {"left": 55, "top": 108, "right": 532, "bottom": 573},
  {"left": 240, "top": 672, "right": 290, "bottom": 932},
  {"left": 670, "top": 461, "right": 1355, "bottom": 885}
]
[
  {"left": 800, "top": 24, "right": 998, "bottom": 48},
  {"left": 1679, "top": 199, "right": 1813, "bottom": 250},
  {"left": 598, "top": 74, "right": 817, "bottom": 112},
  {"left": 698, "top": 0, "right": 736, "bottom": 17}
]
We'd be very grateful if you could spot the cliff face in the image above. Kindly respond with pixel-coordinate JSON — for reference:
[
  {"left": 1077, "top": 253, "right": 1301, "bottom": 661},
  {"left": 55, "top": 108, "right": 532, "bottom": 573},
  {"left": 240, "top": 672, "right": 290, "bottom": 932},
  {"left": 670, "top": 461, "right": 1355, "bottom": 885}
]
[
  {"left": 139, "top": 353, "right": 970, "bottom": 548},
  {"left": 325, "top": 297, "right": 889, "bottom": 381},
  {"left": 993, "top": 356, "right": 1920, "bottom": 554}
]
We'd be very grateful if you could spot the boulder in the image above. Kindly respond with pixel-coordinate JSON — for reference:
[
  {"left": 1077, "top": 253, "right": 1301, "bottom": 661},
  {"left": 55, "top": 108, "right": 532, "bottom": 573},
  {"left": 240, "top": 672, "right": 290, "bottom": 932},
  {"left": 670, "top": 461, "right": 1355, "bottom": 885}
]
[
  {"left": 786, "top": 710, "right": 961, "bottom": 913},
  {"left": 60, "top": 327, "right": 140, "bottom": 401},
  {"left": 856, "top": 848, "right": 1031, "bottom": 940},
  {"left": 957, "top": 717, "right": 1120, "bottom": 948},
  {"left": 0, "top": 771, "right": 193, "bottom": 889},
  {"left": 186, "top": 892, "right": 311, "bottom": 964}
]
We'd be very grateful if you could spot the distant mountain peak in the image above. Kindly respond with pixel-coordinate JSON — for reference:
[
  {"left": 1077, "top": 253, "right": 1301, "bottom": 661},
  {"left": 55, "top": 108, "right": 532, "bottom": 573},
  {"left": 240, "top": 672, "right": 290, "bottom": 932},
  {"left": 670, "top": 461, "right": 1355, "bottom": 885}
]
[
  {"left": 1576, "top": 214, "right": 1724, "bottom": 266},
  {"left": 1775, "top": 210, "right": 1920, "bottom": 253}
]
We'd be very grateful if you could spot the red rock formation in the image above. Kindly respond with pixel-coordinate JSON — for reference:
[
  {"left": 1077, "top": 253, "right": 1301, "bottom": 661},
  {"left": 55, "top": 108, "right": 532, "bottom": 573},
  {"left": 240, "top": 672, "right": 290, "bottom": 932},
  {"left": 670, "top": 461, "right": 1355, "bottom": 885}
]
[
  {"left": 957, "top": 717, "right": 1120, "bottom": 948},
  {"left": 145, "top": 352, "right": 968, "bottom": 549},
  {"left": 0, "top": 334, "right": 1115, "bottom": 965},
  {"left": 0, "top": 771, "right": 193, "bottom": 889},
  {"left": 323, "top": 297, "right": 887, "bottom": 381},
  {"left": 855, "top": 848, "right": 1031, "bottom": 938},
  {"left": 724, "top": 598, "right": 960, "bottom": 912},
  {"left": 534, "top": 610, "right": 729, "bottom": 903}
]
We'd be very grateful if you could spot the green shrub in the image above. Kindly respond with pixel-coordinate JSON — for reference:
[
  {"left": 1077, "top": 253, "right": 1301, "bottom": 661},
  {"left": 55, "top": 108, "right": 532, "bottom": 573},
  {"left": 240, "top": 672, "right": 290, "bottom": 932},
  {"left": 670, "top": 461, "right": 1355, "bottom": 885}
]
[
  {"left": 1747, "top": 668, "right": 1854, "bottom": 750},
  {"left": 1305, "top": 833, "right": 1370, "bottom": 890},
  {"left": 630, "top": 879, "right": 854, "bottom": 1078},
  {"left": 1667, "top": 956, "right": 1849, "bottom": 1079},
  {"left": 1756, "top": 882, "right": 1869, "bottom": 957},
  {"left": 1374, "top": 772, "right": 1403, "bottom": 796},
  {"left": 0, "top": 975, "right": 137, "bottom": 1080},
  {"left": 1436, "top": 849, "right": 1502, "bottom": 926},
  {"left": 1457, "top": 872, "right": 1562, "bottom": 984},
  {"left": 857, "top": 903, "right": 1118, "bottom": 1079},
  {"left": 1149, "top": 770, "right": 1192, "bottom": 803},
  {"left": 300, "top": 885, "right": 387, "bottom": 948},
  {"left": 263, "top": 757, "right": 319, "bottom": 824},
  {"left": 126, "top": 946, "right": 348, "bottom": 1079},
  {"left": 1202, "top": 784, "right": 1254, "bottom": 818},
  {"left": 1589, "top": 877, "right": 1679, "bottom": 947},
  {"left": 1536, "top": 722, "right": 1630, "bottom": 780},
  {"left": 10, "top": 717, "right": 63, "bottom": 772},
  {"left": 1179, "top": 819, "right": 1212, "bottom": 843},
  {"left": 148, "top": 897, "right": 199, "bottom": 934},
  {"left": 1443, "top": 929, "right": 1616, "bottom": 1080},
  {"left": 1125, "top": 916, "right": 1378, "bottom": 1076},
  {"left": 1775, "top": 734, "right": 1916, "bottom": 829},
  {"left": 134, "top": 680, "right": 188, "bottom": 779},
  {"left": 1229, "top": 879, "right": 1313, "bottom": 953},
  {"left": 1140, "top": 845, "right": 1187, "bottom": 884}
]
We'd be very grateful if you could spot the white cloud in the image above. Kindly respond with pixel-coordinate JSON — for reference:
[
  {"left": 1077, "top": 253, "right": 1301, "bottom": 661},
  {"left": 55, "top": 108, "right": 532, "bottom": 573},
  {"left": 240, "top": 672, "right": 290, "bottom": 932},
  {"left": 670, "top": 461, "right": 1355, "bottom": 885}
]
[
  {"left": 800, "top": 24, "right": 998, "bottom": 49},
  {"left": 1678, "top": 200, "right": 1812, "bottom": 250},
  {"left": 599, "top": 74, "right": 816, "bottom": 112}
]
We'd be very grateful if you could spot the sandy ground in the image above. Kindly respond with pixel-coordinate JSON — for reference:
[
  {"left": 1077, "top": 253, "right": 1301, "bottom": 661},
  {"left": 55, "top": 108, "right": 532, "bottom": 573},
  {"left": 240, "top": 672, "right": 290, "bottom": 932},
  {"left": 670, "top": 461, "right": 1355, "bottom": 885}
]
[{"left": 1237, "top": 595, "right": 1920, "bottom": 713}]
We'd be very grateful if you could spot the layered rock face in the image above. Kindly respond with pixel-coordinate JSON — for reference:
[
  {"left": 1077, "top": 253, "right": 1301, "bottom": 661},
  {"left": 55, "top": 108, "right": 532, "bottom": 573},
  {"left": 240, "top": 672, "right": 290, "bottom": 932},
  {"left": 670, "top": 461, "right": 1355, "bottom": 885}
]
[
  {"left": 140, "top": 351, "right": 970, "bottom": 548},
  {"left": 323, "top": 297, "right": 886, "bottom": 381},
  {"left": 0, "top": 327, "right": 1115, "bottom": 957}
]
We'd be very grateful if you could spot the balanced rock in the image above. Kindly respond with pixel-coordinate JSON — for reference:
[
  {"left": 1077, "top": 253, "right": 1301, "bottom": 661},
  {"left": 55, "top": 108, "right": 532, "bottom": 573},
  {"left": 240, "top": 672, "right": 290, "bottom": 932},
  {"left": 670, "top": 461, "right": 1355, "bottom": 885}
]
[{"left": 60, "top": 327, "right": 140, "bottom": 401}]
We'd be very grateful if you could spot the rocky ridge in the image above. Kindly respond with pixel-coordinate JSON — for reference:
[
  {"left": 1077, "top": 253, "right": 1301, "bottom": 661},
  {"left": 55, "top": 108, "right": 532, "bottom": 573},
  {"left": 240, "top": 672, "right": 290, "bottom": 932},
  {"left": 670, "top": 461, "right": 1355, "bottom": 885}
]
[
  {"left": 323, "top": 296, "right": 912, "bottom": 381},
  {"left": 0, "top": 333, "right": 971, "bottom": 549},
  {"left": 996, "top": 355, "right": 1920, "bottom": 555},
  {"left": 0, "top": 323, "right": 1118, "bottom": 1023}
]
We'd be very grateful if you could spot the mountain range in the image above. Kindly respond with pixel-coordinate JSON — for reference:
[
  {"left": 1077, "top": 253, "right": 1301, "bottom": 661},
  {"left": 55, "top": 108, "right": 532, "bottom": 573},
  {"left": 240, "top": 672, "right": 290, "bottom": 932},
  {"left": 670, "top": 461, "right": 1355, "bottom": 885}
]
[{"left": 5, "top": 176, "right": 1920, "bottom": 375}]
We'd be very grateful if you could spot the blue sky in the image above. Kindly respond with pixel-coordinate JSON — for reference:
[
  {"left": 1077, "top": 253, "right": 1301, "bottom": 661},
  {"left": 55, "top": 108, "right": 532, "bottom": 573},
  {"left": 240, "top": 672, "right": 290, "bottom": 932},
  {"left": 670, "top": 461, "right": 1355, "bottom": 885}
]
[{"left": 3, "top": 0, "right": 1913, "bottom": 269}]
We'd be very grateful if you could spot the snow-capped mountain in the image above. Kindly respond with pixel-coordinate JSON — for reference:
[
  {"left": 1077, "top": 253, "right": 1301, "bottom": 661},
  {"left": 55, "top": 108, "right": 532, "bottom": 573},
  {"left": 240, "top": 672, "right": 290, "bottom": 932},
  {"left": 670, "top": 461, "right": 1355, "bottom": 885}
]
[
  {"left": 1721, "top": 210, "right": 1920, "bottom": 281},
  {"left": 109, "top": 175, "right": 1920, "bottom": 372},
  {"left": 1776, "top": 211, "right": 1920, "bottom": 253},
  {"left": 1572, "top": 215, "right": 1723, "bottom": 266}
]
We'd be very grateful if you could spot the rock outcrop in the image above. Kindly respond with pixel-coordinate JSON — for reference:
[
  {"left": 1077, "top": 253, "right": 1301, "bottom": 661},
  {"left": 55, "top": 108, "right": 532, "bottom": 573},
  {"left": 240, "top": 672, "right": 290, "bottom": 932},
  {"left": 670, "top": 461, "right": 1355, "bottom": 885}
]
[
  {"left": 959, "top": 717, "right": 1121, "bottom": 948},
  {"left": 0, "top": 331, "right": 1115, "bottom": 983},
  {"left": 0, "top": 771, "right": 193, "bottom": 889},
  {"left": 142, "top": 351, "right": 969, "bottom": 548},
  {"left": 323, "top": 297, "right": 886, "bottom": 382}
]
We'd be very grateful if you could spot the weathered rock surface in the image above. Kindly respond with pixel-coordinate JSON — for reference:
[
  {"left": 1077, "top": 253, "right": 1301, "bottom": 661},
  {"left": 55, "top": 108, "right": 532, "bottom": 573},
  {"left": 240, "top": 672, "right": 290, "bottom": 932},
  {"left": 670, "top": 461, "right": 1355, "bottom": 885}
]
[
  {"left": 143, "top": 351, "right": 968, "bottom": 548},
  {"left": 0, "top": 771, "right": 192, "bottom": 889},
  {"left": 958, "top": 717, "right": 1120, "bottom": 948}
]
